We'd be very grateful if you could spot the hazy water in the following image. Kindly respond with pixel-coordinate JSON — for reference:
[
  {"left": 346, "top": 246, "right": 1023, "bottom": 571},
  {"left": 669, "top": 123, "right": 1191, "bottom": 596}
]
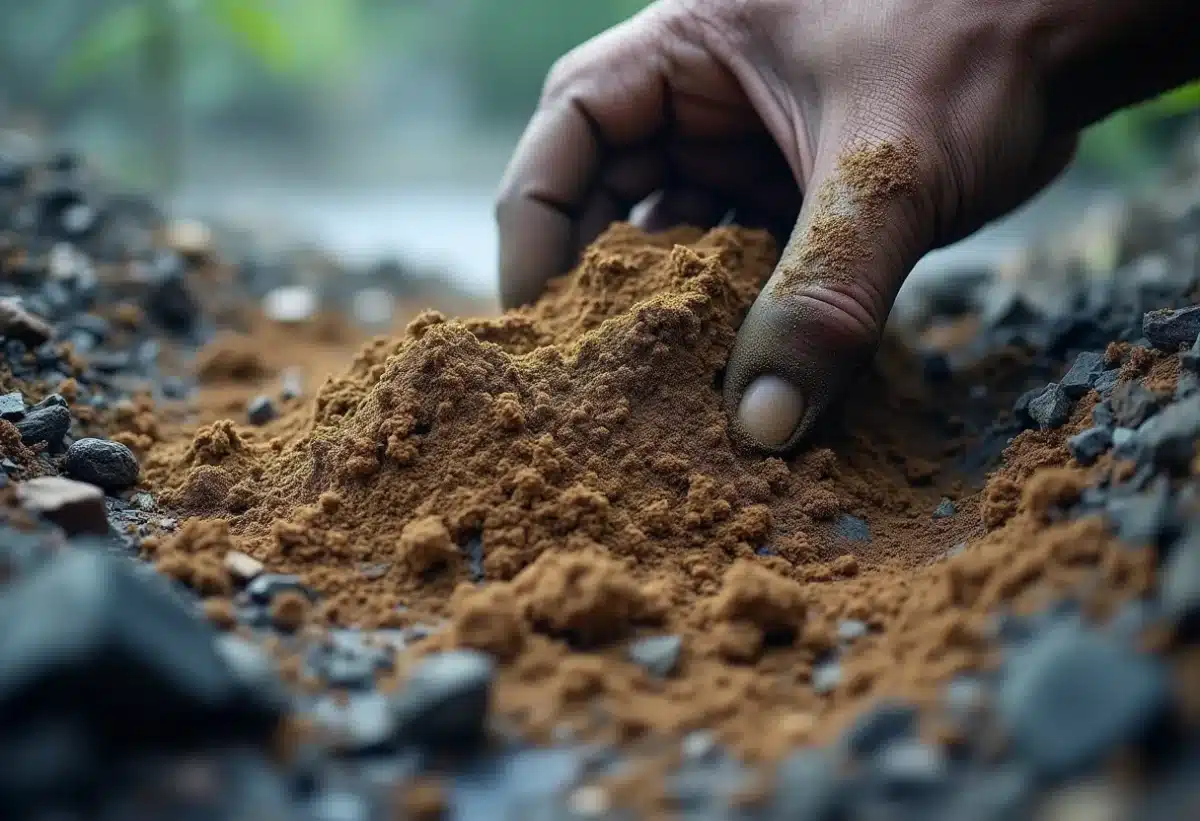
[{"left": 180, "top": 173, "right": 1104, "bottom": 302}]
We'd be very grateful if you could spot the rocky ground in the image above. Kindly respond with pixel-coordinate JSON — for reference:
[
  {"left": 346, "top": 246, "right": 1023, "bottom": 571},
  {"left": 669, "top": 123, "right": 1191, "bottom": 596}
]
[{"left": 2, "top": 127, "right": 1200, "bottom": 821}]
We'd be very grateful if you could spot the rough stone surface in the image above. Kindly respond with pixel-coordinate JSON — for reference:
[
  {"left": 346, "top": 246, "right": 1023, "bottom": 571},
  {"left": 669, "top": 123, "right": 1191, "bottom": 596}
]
[
  {"left": 64, "top": 438, "right": 139, "bottom": 490},
  {"left": 1028, "top": 383, "right": 1072, "bottom": 430},
  {"left": 16, "top": 477, "right": 108, "bottom": 536},
  {"left": 15, "top": 405, "right": 71, "bottom": 448},
  {"left": 1068, "top": 427, "right": 1113, "bottom": 466},
  {"left": 393, "top": 650, "right": 495, "bottom": 746},
  {"left": 1143, "top": 305, "right": 1200, "bottom": 351},
  {"left": 999, "top": 626, "right": 1169, "bottom": 780}
]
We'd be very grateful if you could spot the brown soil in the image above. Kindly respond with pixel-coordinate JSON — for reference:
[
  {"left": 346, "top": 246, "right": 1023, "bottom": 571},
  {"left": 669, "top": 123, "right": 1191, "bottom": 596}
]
[{"left": 135, "top": 222, "right": 1155, "bottom": 813}]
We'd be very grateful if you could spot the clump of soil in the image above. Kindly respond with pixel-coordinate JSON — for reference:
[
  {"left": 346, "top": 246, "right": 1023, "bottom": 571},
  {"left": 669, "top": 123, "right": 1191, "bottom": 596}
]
[{"left": 140, "top": 223, "right": 1140, "bottom": 760}]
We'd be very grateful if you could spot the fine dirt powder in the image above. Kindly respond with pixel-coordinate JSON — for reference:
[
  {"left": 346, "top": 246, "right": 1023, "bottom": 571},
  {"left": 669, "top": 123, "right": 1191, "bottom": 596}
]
[{"left": 138, "top": 223, "right": 1149, "bottom": 764}]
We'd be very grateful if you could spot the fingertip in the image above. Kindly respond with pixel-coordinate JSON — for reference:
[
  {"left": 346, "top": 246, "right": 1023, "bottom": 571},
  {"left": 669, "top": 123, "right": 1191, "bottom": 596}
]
[{"left": 736, "top": 374, "right": 806, "bottom": 449}]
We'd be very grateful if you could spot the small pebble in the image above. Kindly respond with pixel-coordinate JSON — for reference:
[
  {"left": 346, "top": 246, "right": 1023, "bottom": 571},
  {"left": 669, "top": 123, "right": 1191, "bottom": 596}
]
[
  {"left": 1067, "top": 427, "right": 1112, "bottom": 466},
  {"left": 247, "top": 396, "right": 277, "bottom": 426},
  {"left": 627, "top": 635, "right": 682, "bottom": 678},
  {"left": 933, "top": 498, "right": 956, "bottom": 519},
  {"left": 15, "top": 476, "right": 108, "bottom": 536},
  {"left": 63, "top": 438, "right": 139, "bottom": 490},
  {"left": 224, "top": 550, "right": 265, "bottom": 585},
  {"left": 0, "top": 392, "right": 25, "bottom": 422},
  {"left": 15, "top": 405, "right": 71, "bottom": 449}
]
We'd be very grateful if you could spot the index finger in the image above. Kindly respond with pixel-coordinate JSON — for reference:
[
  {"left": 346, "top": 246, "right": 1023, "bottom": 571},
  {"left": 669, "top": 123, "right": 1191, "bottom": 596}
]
[{"left": 495, "top": 13, "right": 669, "bottom": 309}]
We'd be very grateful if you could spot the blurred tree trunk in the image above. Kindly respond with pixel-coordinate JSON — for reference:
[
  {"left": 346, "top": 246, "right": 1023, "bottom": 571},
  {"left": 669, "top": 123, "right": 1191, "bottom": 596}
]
[{"left": 144, "top": 0, "right": 183, "bottom": 194}]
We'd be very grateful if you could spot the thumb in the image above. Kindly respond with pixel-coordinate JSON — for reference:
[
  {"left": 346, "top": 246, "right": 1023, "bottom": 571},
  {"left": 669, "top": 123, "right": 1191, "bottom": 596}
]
[{"left": 723, "top": 130, "right": 937, "bottom": 452}]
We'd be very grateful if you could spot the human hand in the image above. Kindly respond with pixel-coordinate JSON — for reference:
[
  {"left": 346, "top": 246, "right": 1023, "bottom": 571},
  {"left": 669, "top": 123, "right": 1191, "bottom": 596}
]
[{"left": 495, "top": 0, "right": 1197, "bottom": 451}]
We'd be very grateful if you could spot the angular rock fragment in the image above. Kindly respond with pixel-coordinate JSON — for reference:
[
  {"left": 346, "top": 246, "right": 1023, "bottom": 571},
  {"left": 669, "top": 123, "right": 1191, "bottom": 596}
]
[
  {"left": 0, "top": 550, "right": 280, "bottom": 746},
  {"left": 999, "top": 626, "right": 1169, "bottom": 779},
  {"left": 1067, "top": 427, "right": 1112, "bottom": 466},
  {"left": 16, "top": 477, "right": 108, "bottom": 536},
  {"left": 0, "top": 298, "right": 52, "bottom": 346},
  {"left": 1143, "top": 304, "right": 1200, "bottom": 351},
  {"left": 1060, "top": 351, "right": 1105, "bottom": 398},
  {"left": 627, "top": 635, "right": 683, "bottom": 678},
  {"left": 392, "top": 650, "right": 495, "bottom": 746},
  {"left": 15, "top": 405, "right": 70, "bottom": 448},
  {"left": 1028, "top": 383, "right": 1072, "bottom": 430}
]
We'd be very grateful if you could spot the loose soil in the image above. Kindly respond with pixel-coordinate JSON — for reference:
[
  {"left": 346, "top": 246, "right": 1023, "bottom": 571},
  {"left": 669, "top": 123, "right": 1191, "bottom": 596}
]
[{"left": 133, "top": 219, "right": 1153, "bottom": 781}]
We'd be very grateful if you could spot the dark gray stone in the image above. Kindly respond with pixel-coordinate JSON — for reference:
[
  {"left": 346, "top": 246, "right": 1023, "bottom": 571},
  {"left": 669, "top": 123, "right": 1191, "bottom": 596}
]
[
  {"left": 1178, "top": 371, "right": 1200, "bottom": 401},
  {"left": 844, "top": 701, "right": 918, "bottom": 758},
  {"left": 0, "top": 549, "right": 278, "bottom": 745},
  {"left": 834, "top": 514, "right": 870, "bottom": 543},
  {"left": 941, "top": 767, "right": 1035, "bottom": 821},
  {"left": 393, "top": 650, "right": 495, "bottom": 746},
  {"left": 1028, "top": 383, "right": 1072, "bottom": 430},
  {"left": 1093, "top": 369, "right": 1121, "bottom": 398},
  {"left": 33, "top": 393, "right": 67, "bottom": 410},
  {"left": 314, "top": 692, "right": 397, "bottom": 755},
  {"left": 1161, "top": 533, "right": 1200, "bottom": 638},
  {"left": 1067, "top": 427, "right": 1112, "bottom": 466},
  {"left": 213, "top": 634, "right": 290, "bottom": 717},
  {"left": 771, "top": 750, "right": 846, "bottom": 821},
  {"left": 1060, "top": 351, "right": 1106, "bottom": 398},
  {"left": 247, "top": 395, "right": 276, "bottom": 426},
  {"left": 999, "top": 625, "right": 1170, "bottom": 780},
  {"left": 1107, "top": 479, "right": 1176, "bottom": 549},
  {"left": 933, "top": 498, "right": 957, "bottom": 519},
  {"left": 872, "top": 739, "right": 949, "bottom": 798},
  {"left": 244, "top": 573, "right": 317, "bottom": 605},
  {"left": 64, "top": 438, "right": 139, "bottom": 490},
  {"left": 627, "top": 635, "right": 682, "bottom": 678},
  {"left": 1143, "top": 305, "right": 1200, "bottom": 351},
  {"left": 0, "top": 392, "right": 25, "bottom": 422},
  {"left": 1110, "top": 381, "right": 1161, "bottom": 428},
  {"left": 15, "top": 404, "right": 70, "bottom": 448},
  {"left": 1092, "top": 401, "right": 1115, "bottom": 428},
  {"left": 1137, "top": 393, "right": 1200, "bottom": 472},
  {"left": 0, "top": 298, "right": 52, "bottom": 346}
]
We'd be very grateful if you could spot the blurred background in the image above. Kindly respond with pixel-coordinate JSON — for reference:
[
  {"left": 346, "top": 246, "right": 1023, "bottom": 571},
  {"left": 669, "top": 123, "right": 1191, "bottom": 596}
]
[{"left": 2, "top": 0, "right": 1198, "bottom": 303}]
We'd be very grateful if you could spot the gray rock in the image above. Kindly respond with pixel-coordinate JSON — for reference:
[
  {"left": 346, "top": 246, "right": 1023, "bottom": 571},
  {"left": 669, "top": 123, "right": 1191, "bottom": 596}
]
[
  {"left": 627, "top": 635, "right": 682, "bottom": 678},
  {"left": 1028, "top": 383, "right": 1072, "bottom": 430},
  {"left": 0, "top": 298, "right": 52, "bottom": 346},
  {"left": 1111, "top": 427, "right": 1137, "bottom": 448},
  {"left": 771, "top": 750, "right": 846, "bottom": 821},
  {"left": 33, "top": 393, "right": 67, "bottom": 410},
  {"left": 314, "top": 692, "right": 397, "bottom": 754},
  {"left": 1143, "top": 305, "right": 1200, "bottom": 351},
  {"left": 16, "top": 477, "right": 108, "bottom": 536},
  {"left": 1177, "top": 370, "right": 1200, "bottom": 400},
  {"left": 64, "top": 438, "right": 139, "bottom": 490},
  {"left": 834, "top": 514, "right": 871, "bottom": 542},
  {"left": 1106, "top": 479, "right": 1175, "bottom": 549},
  {"left": 872, "top": 739, "right": 948, "bottom": 797},
  {"left": 933, "top": 498, "right": 957, "bottom": 519},
  {"left": 393, "top": 649, "right": 495, "bottom": 746},
  {"left": 1111, "top": 381, "right": 1161, "bottom": 428},
  {"left": 213, "top": 634, "right": 290, "bottom": 717},
  {"left": 223, "top": 550, "right": 264, "bottom": 584},
  {"left": 0, "top": 392, "right": 25, "bottom": 422},
  {"left": 1161, "top": 533, "right": 1200, "bottom": 638},
  {"left": 15, "top": 404, "right": 70, "bottom": 448},
  {"left": 844, "top": 701, "right": 918, "bottom": 758},
  {"left": 999, "top": 625, "right": 1169, "bottom": 779},
  {"left": 247, "top": 396, "right": 276, "bottom": 426},
  {"left": 1093, "top": 369, "right": 1120, "bottom": 398},
  {"left": 1092, "top": 401, "right": 1115, "bottom": 428},
  {"left": 244, "top": 574, "right": 316, "bottom": 605},
  {"left": 812, "top": 660, "right": 842, "bottom": 694},
  {"left": 0, "top": 549, "right": 278, "bottom": 744},
  {"left": 1137, "top": 393, "right": 1200, "bottom": 472},
  {"left": 1067, "top": 427, "right": 1112, "bottom": 465},
  {"left": 1060, "top": 351, "right": 1106, "bottom": 398},
  {"left": 837, "top": 619, "right": 868, "bottom": 643}
]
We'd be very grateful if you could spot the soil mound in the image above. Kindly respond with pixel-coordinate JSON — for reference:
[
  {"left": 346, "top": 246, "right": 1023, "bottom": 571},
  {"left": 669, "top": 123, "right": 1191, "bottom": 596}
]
[{"left": 141, "top": 223, "right": 1139, "bottom": 760}]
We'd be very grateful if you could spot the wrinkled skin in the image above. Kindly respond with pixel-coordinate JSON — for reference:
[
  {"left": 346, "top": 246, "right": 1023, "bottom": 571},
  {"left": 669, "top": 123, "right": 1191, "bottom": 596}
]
[{"left": 495, "top": 0, "right": 1200, "bottom": 451}]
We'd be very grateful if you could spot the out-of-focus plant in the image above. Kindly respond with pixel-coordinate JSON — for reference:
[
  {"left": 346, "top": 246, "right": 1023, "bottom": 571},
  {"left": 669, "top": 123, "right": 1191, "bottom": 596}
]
[
  {"left": 1079, "top": 80, "right": 1200, "bottom": 179},
  {"left": 54, "top": 0, "right": 362, "bottom": 191}
]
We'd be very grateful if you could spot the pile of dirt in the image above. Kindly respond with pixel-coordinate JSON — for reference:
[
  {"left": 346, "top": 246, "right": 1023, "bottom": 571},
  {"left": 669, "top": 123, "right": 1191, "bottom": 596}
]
[{"left": 136, "top": 220, "right": 1147, "bottom": 765}]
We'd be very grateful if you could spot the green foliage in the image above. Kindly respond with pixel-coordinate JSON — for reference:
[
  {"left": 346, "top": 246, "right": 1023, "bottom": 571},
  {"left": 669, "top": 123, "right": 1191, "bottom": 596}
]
[{"left": 1079, "top": 80, "right": 1200, "bottom": 178}]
